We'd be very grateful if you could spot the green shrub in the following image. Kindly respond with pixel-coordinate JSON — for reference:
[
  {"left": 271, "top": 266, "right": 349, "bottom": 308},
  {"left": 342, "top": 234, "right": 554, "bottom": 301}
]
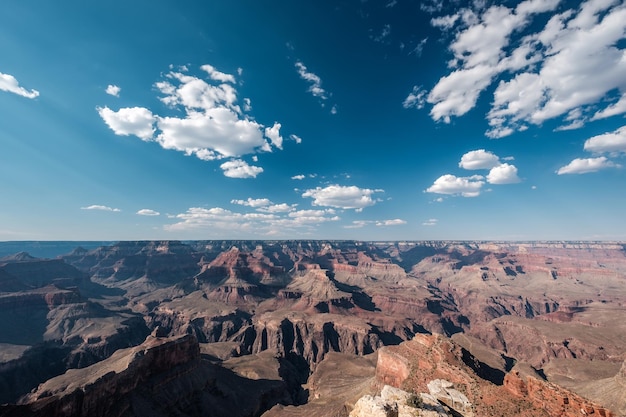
[{"left": 406, "top": 393, "right": 423, "bottom": 408}]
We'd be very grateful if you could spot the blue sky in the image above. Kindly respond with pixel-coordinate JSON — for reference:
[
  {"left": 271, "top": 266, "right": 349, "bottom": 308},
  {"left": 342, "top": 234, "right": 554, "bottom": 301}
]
[{"left": 1, "top": 0, "right": 625, "bottom": 241}]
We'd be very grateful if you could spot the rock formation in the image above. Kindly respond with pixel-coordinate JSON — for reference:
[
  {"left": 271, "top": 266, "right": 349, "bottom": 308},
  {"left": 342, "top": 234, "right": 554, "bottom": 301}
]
[
  {"left": 350, "top": 385, "right": 449, "bottom": 417},
  {"left": 1, "top": 240, "right": 624, "bottom": 416},
  {"left": 4, "top": 333, "right": 300, "bottom": 417}
]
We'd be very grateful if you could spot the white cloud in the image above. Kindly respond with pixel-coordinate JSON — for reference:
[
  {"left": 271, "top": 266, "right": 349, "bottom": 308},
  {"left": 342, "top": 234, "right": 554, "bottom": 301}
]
[
  {"left": 0, "top": 72, "right": 39, "bottom": 98},
  {"left": 243, "top": 97, "right": 252, "bottom": 111},
  {"left": 164, "top": 205, "right": 338, "bottom": 235},
  {"left": 81, "top": 205, "right": 121, "bottom": 212},
  {"left": 403, "top": 86, "right": 427, "bottom": 109},
  {"left": 592, "top": 93, "right": 626, "bottom": 121},
  {"left": 295, "top": 61, "right": 327, "bottom": 100},
  {"left": 376, "top": 219, "right": 407, "bottom": 226},
  {"left": 429, "top": 64, "right": 497, "bottom": 123},
  {"left": 156, "top": 106, "right": 268, "bottom": 158},
  {"left": 426, "top": 0, "right": 626, "bottom": 137},
  {"left": 137, "top": 209, "right": 160, "bottom": 216},
  {"left": 231, "top": 198, "right": 272, "bottom": 208},
  {"left": 344, "top": 221, "right": 369, "bottom": 229},
  {"left": 302, "top": 185, "right": 383, "bottom": 210},
  {"left": 282, "top": 209, "right": 340, "bottom": 225},
  {"left": 220, "top": 159, "right": 264, "bottom": 179},
  {"left": 459, "top": 149, "right": 501, "bottom": 169},
  {"left": 265, "top": 122, "right": 283, "bottom": 150},
  {"left": 289, "top": 134, "right": 303, "bottom": 144},
  {"left": 487, "top": 163, "right": 521, "bottom": 184},
  {"left": 344, "top": 219, "right": 406, "bottom": 228},
  {"left": 105, "top": 84, "right": 121, "bottom": 97},
  {"left": 259, "top": 203, "right": 297, "bottom": 213},
  {"left": 200, "top": 64, "right": 236, "bottom": 83},
  {"left": 431, "top": 14, "right": 459, "bottom": 30},
  {"left": 557, "top": 156, "right": 620, "bottom": 174},
  {"left": 98, "top": 65, "right": 297, "bottom": 177},
  {"left": 97, "top": 106, "right": 156, "bottom": 140},
  {"left": 425, "top": 174, "right": 484, "bottom": 197},
  {"left": 165, "top": 207, "right": 269, "bottom": 233},
  {"left": 584, "top": 125, "right": 626, "bottom": 154},
  {"left": 421, "top": 0, "right": 445, "bottom": 13},
  {"left": 422, "top": 218, "right": 438, "bottom": 226},
  {"left": 291, "top": 174, "right": 306, "bottom": 180}
]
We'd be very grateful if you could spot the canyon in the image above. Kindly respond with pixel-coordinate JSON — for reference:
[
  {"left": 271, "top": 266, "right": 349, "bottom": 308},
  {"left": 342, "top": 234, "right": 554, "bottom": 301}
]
[{"left": 0, "top": 240, "right": 624, "bottom": 416}]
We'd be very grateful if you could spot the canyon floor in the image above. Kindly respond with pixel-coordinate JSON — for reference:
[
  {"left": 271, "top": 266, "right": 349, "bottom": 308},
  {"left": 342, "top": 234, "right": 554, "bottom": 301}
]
[{"left": 0, "top": 240, "right": 625, "bottom": 416}]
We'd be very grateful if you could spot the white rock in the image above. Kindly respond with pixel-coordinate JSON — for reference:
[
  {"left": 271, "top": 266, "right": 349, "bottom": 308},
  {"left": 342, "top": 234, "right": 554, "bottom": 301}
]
[{"left": 427, "top": 379, "right": 473, "bottom": 417}]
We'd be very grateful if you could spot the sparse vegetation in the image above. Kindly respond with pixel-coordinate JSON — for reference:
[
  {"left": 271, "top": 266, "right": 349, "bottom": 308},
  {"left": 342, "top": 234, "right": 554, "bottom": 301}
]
[{"left": 406, "top": 392, "right": 423, "bottom": 409}]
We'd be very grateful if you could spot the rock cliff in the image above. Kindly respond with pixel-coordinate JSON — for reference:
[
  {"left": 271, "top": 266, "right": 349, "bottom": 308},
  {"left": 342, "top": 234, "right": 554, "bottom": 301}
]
[{"left": 5, "top": 333, "right": 300, "bottom": 417}]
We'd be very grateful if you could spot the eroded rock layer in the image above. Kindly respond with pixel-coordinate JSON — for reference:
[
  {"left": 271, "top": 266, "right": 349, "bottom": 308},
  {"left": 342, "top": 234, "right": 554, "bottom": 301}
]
[{"left": 0, "top": 240, "right": 624, "bottom": 416}]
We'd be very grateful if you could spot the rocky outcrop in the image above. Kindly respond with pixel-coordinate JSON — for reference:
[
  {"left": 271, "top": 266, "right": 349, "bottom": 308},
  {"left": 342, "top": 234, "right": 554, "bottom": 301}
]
[
  {"left": 350, "top": 385, "right": 449, "bottom": 417},
  {"left": 7, "top": 333, "right": 299, "bottom": 417},
  {"left": 504, "top": 367, "right": 615, "bottom": 417},
  {"left": 427, "top": 379, "right": 473, "bottom": 417},
  {"left": 375, "top": 347, "right": 411, "bottom": 388},
  {"left": 248, "top": 313, "right": 386, "bottom": 366}
]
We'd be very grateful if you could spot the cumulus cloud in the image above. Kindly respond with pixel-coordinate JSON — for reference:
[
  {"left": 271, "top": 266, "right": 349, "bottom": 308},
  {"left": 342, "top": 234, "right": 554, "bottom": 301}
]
[
  {"left": 425, "top": 174, "right": 484, "bottom": 197},
  {"left": 98, "top": 65, "right": 300, "bottom": 178},
  {"left": 165, "top": 207, "right": 273, "bottom": 233},
  {"left": 295, "top": 61, "right": 327, "bottom": 100},
  {"left": 0, "top": 72, "right": 39, "bottom": 98},
  {"left": 137, "top": 209, "right": 160, "bottom": 216},
  {"left": 487, "top": 163, "right": 521, "bottom": 184},
  {"left": 291, "top": 174, "right": 306, "bottom": 180},
  {"left": 584, "top": 125, "right": 626, "bottom": 154},
  {"left": 289, "top": 134, "right": 303, "bottom": 144},
  {"left": 556, "top": 125, "right": 625, "bottom": 175},
  {"left": 425, "top": 0, "right": 626, "bottom": 137},
  {"left": 264, "top": 122, "right": 283, "bottom": 150},
  {"left": 459, "top": 149, "right": 501, "bottom": 170},
  {"left": 220, "top": 159, "right": 264, "bottom": 179},
  {"left": 165, "top": 206, "right": 338, "bottom": 236},
  {"left": 97, "top": 106, "right": 156, "bottom": 140},
  {"left": 259, "top": 203, "right": 297, "bottom": 213},
  {"left": 200, "top": 64, "right": 236, "bottom": 84},
  {"left": 556, "top": 157, "right": 619, "bottom": 175},
  {"left": 302, "top": 185, "right": 383, "bottom": 210},
  {"left": 105, "top": 84, "right": 121, "bottom": 97},
  {"left": 592, "top": 93, "right": 626, "bottom": 121},
  {"left": 231, "top": 198, "right": 271, "bottom": 208},
  {"left": 432, "top": 150, "right": 520, "bottom": 195},
  {"left": 422, "top": 218, "right": 438, "bottom": 226},
  {"left": 81, "top": 205, "right": 121, "bottom": 212}
]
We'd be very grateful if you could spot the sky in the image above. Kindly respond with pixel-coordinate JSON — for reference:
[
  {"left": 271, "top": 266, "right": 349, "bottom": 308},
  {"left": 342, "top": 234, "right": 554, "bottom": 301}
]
[{"left": 1, "top": 0, "right": 625, "bottom": 241}]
